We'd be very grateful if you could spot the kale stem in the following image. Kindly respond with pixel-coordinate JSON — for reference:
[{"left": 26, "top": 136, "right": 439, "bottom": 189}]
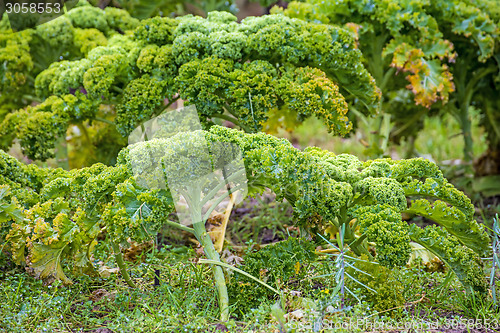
[
  {"left": 21, "top": 94, "right": 42, "bottom": 103},
  {"left": 94, "top": 117, "right": 115, "bottom": 125},
  {"left": 76, "top": 123, "right": 92, "bottom": 147},
  {"left": 111, "top": 241, "right": 136, "bottom": 288},
  {"left": 212, "top": 113, "right": 252, "bottom": 133},
  {"left": 164, "top": 219, "right": 195, "bottom": 233},
  {"left": 187, "top": 185, "right": 229, "bottom": 320},
  {"left": 193, "top": 221, "right": 230, "bottom": 322}
]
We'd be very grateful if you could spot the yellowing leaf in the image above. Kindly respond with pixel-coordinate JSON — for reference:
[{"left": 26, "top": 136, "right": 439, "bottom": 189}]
[
  {"left": 408, "top": 241, "right": 437, "bottom": 265},
  {"left": 29, "top": 243, "right": 73, "bottom": 285},
  {"left": 388, "top": 43, "right": 455, "bottom": 108},
  {"left": 324, "top": 224, "right": 338, "bottom": 239},
  {"left": 5, "top": 222, "right": 31, "bottom": 264},
  {"left": 98, "top": 265, "right": 120, "bottom": 278}
]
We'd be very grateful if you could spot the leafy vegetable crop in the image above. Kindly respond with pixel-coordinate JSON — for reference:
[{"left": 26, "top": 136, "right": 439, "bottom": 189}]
[
  {"left": 0, "top": 126, "right": 489, "bottom": 301},
  {"left": 0, "top": 1, "right": 139, "bottom": 120},
  {"left": 281, "top": 0, "right": 500, "bottom": 162},
  {"left": 0, "top": 1, "right": 380, "bottom": 164}
]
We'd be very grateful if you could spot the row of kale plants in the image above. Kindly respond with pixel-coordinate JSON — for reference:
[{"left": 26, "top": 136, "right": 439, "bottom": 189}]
[{"left": 0, "top": 0, "right": 498, "bottom": 320}]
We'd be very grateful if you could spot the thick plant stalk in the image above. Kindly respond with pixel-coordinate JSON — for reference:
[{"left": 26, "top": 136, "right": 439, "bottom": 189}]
[
  {"left": 458, "top": 104, "right": 474, "bottom": 163},
  {"left": 193, "top": 222, "right": 229, "bottom": 321},
  {"left": 111, "top": 241, "right": 137, "bottom": 288},
  {"left": 162, "top": 210, "right": 230, "bottom": 320},
  {"left": 193, "top": 222, "right": 229, "bottom": 322},
  {"left": 491, "top": 214, "right": 499, "bottom": 304},
  {"left": 55, "top": 136, "right": 69, "bottom": 170}
]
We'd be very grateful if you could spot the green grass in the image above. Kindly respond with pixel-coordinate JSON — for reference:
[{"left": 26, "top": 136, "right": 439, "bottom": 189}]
[
  {"left": 0, "top": 246, "right": 225, "bottom": 332},
  {"left": 1, "top": 248, "right": 498, "bottom": 332},
  {"left": 1, "top": 202, "right": 499, "bottom": 333}
]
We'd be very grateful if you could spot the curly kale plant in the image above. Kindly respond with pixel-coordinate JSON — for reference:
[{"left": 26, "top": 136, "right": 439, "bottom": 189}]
[
  {"left": 281, "top": 0, "right": 499, "bottom": 162},
  {"left": 0, "top": 1, "right": 139, "bottom": 166},
  {"left": 0, "top": 126, "right": 489, "bottom": 299},
  {"left": 0, "top": 1, "right": 139, "bottom": 121},
  {"left": 205, "top": 126, "right": 489, "bottom": 294},
  {"left": 0, "top": 7, "right": 380, "bottom": 163},
  {"left": 126, "top": 107, "right": 249, "bottom": 321}
]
